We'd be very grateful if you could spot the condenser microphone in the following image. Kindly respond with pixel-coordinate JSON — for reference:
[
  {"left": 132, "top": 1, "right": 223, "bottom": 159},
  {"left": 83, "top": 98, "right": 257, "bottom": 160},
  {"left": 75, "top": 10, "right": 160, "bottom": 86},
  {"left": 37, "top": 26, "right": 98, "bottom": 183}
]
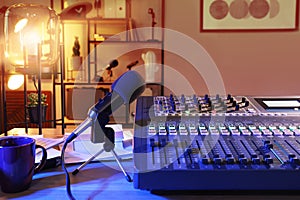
[
  {"left": 106, "top": 59, "right": 119, "bottom": 70},
  {"left": 65, "top": 70, "right": 145, "bottom": 144}
]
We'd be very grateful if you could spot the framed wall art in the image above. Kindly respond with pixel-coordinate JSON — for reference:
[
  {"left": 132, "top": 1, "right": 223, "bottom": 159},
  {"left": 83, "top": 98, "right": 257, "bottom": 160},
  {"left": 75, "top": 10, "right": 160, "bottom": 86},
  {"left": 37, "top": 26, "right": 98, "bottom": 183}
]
[{"left": 200, "top": 0, "right": 299, "bottom": 31}]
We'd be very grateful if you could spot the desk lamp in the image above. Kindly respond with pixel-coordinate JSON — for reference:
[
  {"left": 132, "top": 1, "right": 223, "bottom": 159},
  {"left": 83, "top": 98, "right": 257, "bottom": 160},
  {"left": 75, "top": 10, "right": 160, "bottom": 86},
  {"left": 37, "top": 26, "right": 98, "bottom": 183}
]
[{"left": 4, "top": 3, "right": 59, "bottom": 134}]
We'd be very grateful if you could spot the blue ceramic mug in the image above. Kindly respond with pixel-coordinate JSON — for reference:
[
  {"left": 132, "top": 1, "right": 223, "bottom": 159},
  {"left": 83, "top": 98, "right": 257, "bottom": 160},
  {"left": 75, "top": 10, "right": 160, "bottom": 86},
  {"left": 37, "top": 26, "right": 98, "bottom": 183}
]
[{"left": 0, "top": 136, "right": 47, "bottom": 193}]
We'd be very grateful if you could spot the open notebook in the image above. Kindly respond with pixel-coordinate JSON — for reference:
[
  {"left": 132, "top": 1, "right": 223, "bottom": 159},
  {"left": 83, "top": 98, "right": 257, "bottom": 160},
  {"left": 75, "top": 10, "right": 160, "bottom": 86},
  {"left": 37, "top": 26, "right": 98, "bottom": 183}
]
[{"left": 33, "top": 125, "right": 133, "bottom": 164}]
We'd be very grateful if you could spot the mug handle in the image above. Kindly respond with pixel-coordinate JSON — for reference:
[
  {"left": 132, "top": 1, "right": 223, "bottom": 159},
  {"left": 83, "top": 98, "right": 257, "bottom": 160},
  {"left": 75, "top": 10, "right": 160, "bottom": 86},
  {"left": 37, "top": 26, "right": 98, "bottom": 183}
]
[{"left": 34, "top": 144, "right": 47, "bottom": 174}]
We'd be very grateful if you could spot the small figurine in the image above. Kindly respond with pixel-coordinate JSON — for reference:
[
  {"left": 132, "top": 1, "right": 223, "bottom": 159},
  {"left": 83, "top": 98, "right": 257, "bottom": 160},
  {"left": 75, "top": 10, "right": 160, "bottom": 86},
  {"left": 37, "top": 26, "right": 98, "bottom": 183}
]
[{"left": 72, "top": 36, "right": 80, "bottom": 56}]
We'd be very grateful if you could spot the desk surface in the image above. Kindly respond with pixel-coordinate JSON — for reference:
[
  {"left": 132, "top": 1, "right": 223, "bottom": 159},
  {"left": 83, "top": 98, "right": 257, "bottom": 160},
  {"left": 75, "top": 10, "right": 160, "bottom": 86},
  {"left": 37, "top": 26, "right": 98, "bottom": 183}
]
[
  {"left": 2, "top": 128, "right": 300, "bottom": 199},
  {"left": 1, "top": 160, "right": 300, "bottom": 200}
]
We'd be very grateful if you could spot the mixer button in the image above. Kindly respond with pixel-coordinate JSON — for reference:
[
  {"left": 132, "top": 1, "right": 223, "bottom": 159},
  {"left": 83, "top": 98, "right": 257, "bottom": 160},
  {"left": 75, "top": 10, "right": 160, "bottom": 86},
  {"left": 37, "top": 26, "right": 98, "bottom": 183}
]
[
  {"left": 226, "top": 153, "right": 233, "bottom": 158},
  {"left": 201, "top": 157, "right": 210, "bottom": 164},
  {"left": 241, "top": 130, "right": 251, "bottom": 136},
  {"left": 290, "top": 158, "right": 300, "bottom": 165},
  {"left": 252, "top": 157, "right": 260, "bottom": 165},
  {"left": 293, "top": 129, "right": 300, "bottom": 136},
  {"left": 226, "top": 157, "right": 235, "bottom": 164},
  {"left": 248, "top": 125, "right": 257, "bottom": 130},
  {"left": 250, "top": 154, "right": 258, "bottom": 158},
  {"left": 272, "top": 129, "right": 283, "bottom": 136},
  {"left": 239, "top": 158, "right": 248, "bottom": 165},
  {"left": 259, "top": 126, "right": 267, "bottom": 130},
  {"left": 289, "top": 125, "right": 297, "bottom": 130},
  {"left": 231, "top": 130, "right": 241, "bottom": 136},
  {"left": 213, "top": 154, "right": 220, "bottom": 158},
  {"left": 169, "top": 130, "right": 177, "bottom": 135},
  {"left": 264, "top": 158, "right": 273, "bottom": 164},
  {"left": 264, "top": 154, "right": 271, "bottom": 158},
  {"left": 252, "top": 130, "right": 262, "bottom": 136},
  {"left": 179, "top": 130, "right": 188, "bottom": 135},
  {"left": 264, "top": 142, "right": 273, "bottom": 149},
  {"left": 210, "top": 130, "right": 220, "bottom": 135},
  {"left": 239, "top": 154, "right": 245, "bottom": 159},
  {"left": 159, "top": 130, "right": 167, "bottom": 135},
  {"left": 200, "top": 130, "right": 209, "bottom": 136},
  {"left": 279, "top": 126, "right": 287, "bottom": 130},
  {"left": 221, "top": 130, "right": 230, "bottom": 136},
  {"left": 283, "top": 130, "right": 294, "bottom": 136},
  {"left": 213, "top": 158, "right": 222, "bottom": 165},
  {"left": 288, "top": 154, "right": 296, "bottom": 159}
]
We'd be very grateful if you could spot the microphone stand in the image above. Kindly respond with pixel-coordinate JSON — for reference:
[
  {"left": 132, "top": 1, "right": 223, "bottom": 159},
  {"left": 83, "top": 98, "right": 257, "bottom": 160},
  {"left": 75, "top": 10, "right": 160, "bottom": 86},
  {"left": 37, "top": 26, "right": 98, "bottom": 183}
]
[{"left": 71, "top": 98, "right": 132, "bottom": 182}]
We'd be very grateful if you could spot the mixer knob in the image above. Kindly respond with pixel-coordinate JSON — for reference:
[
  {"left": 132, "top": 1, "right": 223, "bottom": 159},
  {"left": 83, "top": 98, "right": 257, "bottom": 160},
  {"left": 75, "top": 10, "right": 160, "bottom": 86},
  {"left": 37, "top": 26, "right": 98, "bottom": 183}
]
[
  {"left": 181, "top": 95, "right": 185, "bottom": 103},
  {"left": 241, "top": 97, "right": 246, "bottom": 103},
  {"left": 204, "top": 94, "right": 209, "bottom": 100},
  {"left": 228, "top": 97, "right": 234, "bottom": 103},
  {"left": 193, "top": 94, "right": 197, "bottom": 103},
  {"left": 207, "top": 100, "right": 212, "bottom": 107},
  {"left": 264, "top": 141, "right": 273, "bottom": 149},
  {"left": 232, "top": 101, "right": 236, "bottom": 106},
  {"left": 235, "top": 104, "right": 240, "bottom": 111},
  {"left": 198, "top": 104, "right": 202, "bottom": 112},
  {"left": 227, "top": 94, "right": 232, "bottom": 100},
  {"left": 244, "top": 101, "right": 249, "bottom": 107},
  {"left": 185, "top": 104, "right": 189, "bottom": 110}
]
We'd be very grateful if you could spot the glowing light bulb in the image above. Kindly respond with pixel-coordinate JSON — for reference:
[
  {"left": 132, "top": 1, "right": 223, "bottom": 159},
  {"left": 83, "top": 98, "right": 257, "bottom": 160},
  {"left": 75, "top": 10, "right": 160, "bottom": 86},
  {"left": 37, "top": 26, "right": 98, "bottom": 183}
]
[{"left": 8, "top": 74, "right": 24, "bottom": 90}]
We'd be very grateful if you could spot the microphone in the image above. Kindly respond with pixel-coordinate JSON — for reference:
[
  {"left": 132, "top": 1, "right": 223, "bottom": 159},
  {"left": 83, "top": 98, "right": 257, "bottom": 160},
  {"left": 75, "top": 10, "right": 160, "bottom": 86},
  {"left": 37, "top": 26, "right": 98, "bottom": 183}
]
[
  {"left": 106, "top": 59, "right": 119, "bottom": 70},
  {"left": 65, "top": 70, "right": 145, "bottom": 144},
  {"left": 126, "top": 60, "right": 139, "bottom": 70}
]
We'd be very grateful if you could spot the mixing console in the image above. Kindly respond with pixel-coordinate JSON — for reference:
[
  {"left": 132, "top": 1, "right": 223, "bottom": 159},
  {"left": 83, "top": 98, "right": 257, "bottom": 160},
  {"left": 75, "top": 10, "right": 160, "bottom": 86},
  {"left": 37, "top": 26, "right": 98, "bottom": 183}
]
[{"left": 133, "top": 95, "right": 300, "bottom": 191}]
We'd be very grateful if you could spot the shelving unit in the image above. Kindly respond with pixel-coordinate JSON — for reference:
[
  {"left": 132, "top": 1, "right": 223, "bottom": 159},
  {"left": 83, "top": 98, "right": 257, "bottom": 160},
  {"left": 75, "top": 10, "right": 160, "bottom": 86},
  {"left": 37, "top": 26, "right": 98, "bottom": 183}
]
[{"left": 57, "top": 0, "right": 165, "bottom": 126}]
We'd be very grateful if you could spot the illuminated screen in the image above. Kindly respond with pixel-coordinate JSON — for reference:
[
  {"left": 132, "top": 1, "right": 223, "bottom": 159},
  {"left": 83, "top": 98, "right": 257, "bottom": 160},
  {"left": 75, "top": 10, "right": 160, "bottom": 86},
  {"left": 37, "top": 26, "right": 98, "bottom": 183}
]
[
  {"left": 255, "top": 98, "right": 300, "bottom": 110},
  {"left": 263, "top": 100, "right": 300, "bottom": 108}
]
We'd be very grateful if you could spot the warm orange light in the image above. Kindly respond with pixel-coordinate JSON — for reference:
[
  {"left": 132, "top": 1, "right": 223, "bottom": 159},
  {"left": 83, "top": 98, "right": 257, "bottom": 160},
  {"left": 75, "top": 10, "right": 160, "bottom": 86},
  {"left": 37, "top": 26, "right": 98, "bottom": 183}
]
[
  {"left": 8, "top": 74, "right": 24, "bottom": 90},
  {"left": 14, "top": 18, "right": 28, "bottom": 33}
]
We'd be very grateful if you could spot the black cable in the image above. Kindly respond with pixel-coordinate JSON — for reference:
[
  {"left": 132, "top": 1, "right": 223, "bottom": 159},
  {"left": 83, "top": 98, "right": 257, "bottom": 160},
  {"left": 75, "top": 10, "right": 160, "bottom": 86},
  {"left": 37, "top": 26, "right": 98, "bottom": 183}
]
[{"left": 61, "top": 138, "right": 76, "bottom": 200}]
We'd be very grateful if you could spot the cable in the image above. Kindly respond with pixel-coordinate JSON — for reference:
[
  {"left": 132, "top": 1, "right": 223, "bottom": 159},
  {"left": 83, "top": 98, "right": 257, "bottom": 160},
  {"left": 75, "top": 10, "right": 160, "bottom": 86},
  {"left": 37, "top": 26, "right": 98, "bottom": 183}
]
[
  {"left": 32, "top": 75, "right": 38, "bottom": 91},
  {"left": 61, "top": 138, "right": 76, "bottom": 200}
]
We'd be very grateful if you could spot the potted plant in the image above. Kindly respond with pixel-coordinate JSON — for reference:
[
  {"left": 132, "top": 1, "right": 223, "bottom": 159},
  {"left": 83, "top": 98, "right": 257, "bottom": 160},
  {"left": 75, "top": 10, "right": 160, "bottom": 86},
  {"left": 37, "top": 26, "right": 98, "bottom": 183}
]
[{"left": 26, "top": 92, "right": 48, "bottom": 124}]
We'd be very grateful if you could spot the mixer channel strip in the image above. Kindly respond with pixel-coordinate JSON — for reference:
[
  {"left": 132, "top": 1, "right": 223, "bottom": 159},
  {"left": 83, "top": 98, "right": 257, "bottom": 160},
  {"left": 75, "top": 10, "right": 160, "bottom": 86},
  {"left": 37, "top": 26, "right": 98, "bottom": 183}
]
[
  {"left": 144, "top": 122, "right": 300, "bottom": 169},
  {"left": 133, "top": 96, "right": 300, "bottom": 191}
]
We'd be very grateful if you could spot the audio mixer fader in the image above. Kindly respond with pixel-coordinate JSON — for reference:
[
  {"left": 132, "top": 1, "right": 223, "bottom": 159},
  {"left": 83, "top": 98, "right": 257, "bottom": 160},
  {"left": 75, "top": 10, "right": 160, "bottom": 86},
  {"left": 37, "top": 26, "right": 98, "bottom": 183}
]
[{"left": 133, "top": 95, "right": 300, "bottom": 191}]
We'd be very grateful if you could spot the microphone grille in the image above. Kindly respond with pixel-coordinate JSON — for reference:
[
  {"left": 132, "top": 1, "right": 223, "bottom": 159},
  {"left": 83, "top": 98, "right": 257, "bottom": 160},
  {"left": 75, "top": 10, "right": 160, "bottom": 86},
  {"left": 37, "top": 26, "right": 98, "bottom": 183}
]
[{"left": 111, "top": 71, "right": 145, "bottom": 104}]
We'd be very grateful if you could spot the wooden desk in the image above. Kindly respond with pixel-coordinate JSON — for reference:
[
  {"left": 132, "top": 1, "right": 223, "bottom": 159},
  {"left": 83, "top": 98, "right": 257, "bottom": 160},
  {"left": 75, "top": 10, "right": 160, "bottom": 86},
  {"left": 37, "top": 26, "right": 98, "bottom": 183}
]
[{"left": 1, "top": 160, "right": 300, "bottom": 200}]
